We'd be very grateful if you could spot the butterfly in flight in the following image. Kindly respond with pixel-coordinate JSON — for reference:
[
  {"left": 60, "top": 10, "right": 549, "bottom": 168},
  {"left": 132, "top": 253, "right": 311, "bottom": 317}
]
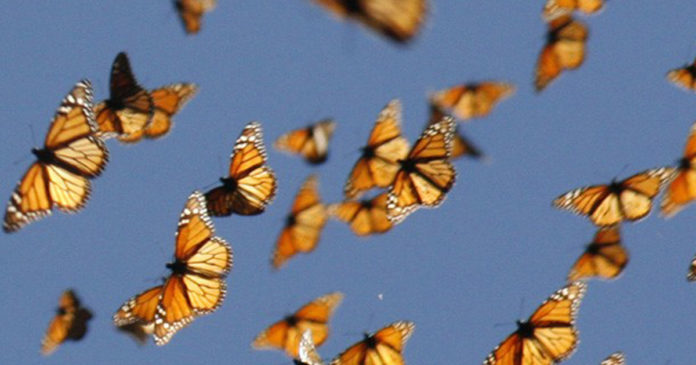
[
  {"left": 600, "top": 352, "right": 625, "bottom": 365},
  {"left": 252, "top": 292, "right": 343, "bottom": 358},
  {"left": 430, "top": 81, "right": 515, "bottom": 121},
  {"left": 687, "top": 253, "right": 696, "bottom": 282},
  {"left": 275, "top": 119, "right": 336, "bottom": 165},
  {"left": 272, "top": 175, "right": 328, "bottom": 269},
  {"left": 553, "top": 168, "right": 674, "bottom": 227},
  {"left": 175, "top": 0, "right": 216, "bottom": 34},
  {"left": 330, "top": 321, "right": 415, "bottom": 365},
  {"left": 312, "top": 0, "right": 427, "bottom": 44},
  {"left": 296, "top": 330, "right": 325, "bottom": 365},
  {"left": 113, "top": 191, "right": 232, "bottom": 345},
  {"left": 344, "top": 100, "right": 409, "bottom": 199},
  {"left": 535, "top": 15, "right": 588, "bottom": 92},
  {"left": 328, "top": 192, "right": 393, "bottom": 236},
  {"left": 542, "top": 0, "right": 604, "bottom": 21},
  {"left": 427, "top": 104, "right": 482, "bottom": 160},
  {"left": 661, "top": 122, "right": 696, "bottom": 217},
  {"left": 205, "top": 121, "right": 277, "bottom": 216},
  {"left": 386, "top": 115, "right": 457, "bottom": 223},
  {"left": 667, "top": 58, "right": 696, "bottom": 92},
  {"left": 4, "top": 80, "right": 108, "bottom": 233},
  {"left": 483, "top": 281, "right": 587, "bottom": 365},
  {"left": 567, "top": 225, "right": 628, "bottom": 281},
  {"left": 41, "top": 290, "right": 93, "bottom": 356}
]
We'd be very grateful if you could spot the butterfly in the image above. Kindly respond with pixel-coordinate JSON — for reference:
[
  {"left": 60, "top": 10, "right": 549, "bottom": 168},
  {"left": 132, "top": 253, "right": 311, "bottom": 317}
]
[
  {"left": 116, "top": 83, "right": 198, "bottom": 143},
  {"left": 430, "top": 82, "right": 515, "bottom": 121},
  {"left": 567, "top": 225, "right": 628, "bottom": 281},
  {"left": 41, "top": 290, "right": 93, "bottom": 356},
  {"left": 330, "top": 321, "right": 415, "bottom": 365},
  {"left": 667, "top": 58, "right": 696, "bottom": 92},
  {"left": 535, "top": 15, "right": 588, "bottom": 92},
  {"left": 113, "top": 191, "right": 232, "bottom": 345},
  {"left": 601, "top": 352, "right": 625, "bottom": 365},
  {"left": 428, "top": 104, "right": 482, "bottom": 160},
  {"left": 542, "top": 0, "right": 604, "bottom": 21},
  {"left": 175, "top": 0, "right": 216, "bottom": 34},
  {"left": 386, "top": 115, "right": 457, "bottom": 223},
  {"left": 296, "top": 330, "right": 325, "bottom": 365},
  {"left": 272, "top": 175, "right": 328, "bottom": 269},
  {"left": 687, "top": 253, "right": 696, "bottom": 282},
  {"left": 313, "top": 0, "right": 427, "bottom": 44},
  {"left": 4, "top": 80, "right": 108, "bottom": 233},
  {"left": 252, "top": 292, "right": 343, "bottom": 358},
  {"left": 275, "top": 119, "right": 337, "bottom": 165},
  {"left": 553, "top": 168, "right": 675, "bottom": 227},
  {"left": 344, "top": 100, "right": 410, "bottom": 198},
  {"left": 661, "top": 122, "right": 696, "bottom": 217},
  {"left": 205, "top": 121, "right": 277, "bottom": 216},
  {"left": 328, "top": 192, "right": 393, "bottom": 236},
  {"left": 483, "top": 281, "right": 587, "bottom": 365}
]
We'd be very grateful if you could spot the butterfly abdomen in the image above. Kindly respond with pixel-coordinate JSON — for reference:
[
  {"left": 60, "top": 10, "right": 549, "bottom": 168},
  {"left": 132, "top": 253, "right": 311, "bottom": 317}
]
[
  {"left": 361, "top": 145, "right": 376, "bottom": 159},
  {"left": 679, "top": 157, "right": 692, "bottom": 170},
  {"left": 516, "top": 320, "right": 534, "bottom": 338},
  {"left": 285, "top": 315, "right": 298, "bottom": 326},
  {"left": 399, "top": 158, "right": 417, "bottom": 172},
  {"left": 286, "top": 214, "right": 297, "bottom": 227}
]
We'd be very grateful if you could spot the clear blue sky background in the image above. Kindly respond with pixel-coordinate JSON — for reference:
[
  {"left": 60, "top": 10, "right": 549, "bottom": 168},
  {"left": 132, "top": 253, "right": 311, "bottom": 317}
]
[{"left": 2, "top": 1, "right": 696, "bottom": 364}]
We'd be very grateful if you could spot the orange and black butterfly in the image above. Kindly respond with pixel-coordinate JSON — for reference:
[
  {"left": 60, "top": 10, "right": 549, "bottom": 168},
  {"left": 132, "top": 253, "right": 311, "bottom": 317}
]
[
  {"left": 483, "top": 281, "right": 587, "bottom": 365},
  {"left": 535, "top": 15, "right": 588, "bottom": 92},
  {"left": 344, "top": 100, "right": 409, "bottom": 198},
  {"left": 567, "top": 225, "right": 628, "bottom": 281},
  {"left": 175, "top": 0, "right": 216, "bottom": 34},
  {"left": 252, "top": 292, "right": 343, "bottom": 358},
  {"left": 386, "top": 115, "right": 457, "bottom": 223},
  {"left": 330, "top": 321, "right": 415, "bottom": 365},
  {"left": 117, "top": 83, "right": 198, "bottom": 143},
  {"left": 542, "top": 0, "right": 604, "bottom": 20},
  {"left": 430, "top": 82, "right": 515, "bottom": 121},
  {"left": 667, "top": 58, "right": 696, "bottom": 92},
  {"left": 601, "top": 352, "right": 625, "bottom": 365},
  {"left": 428, "top": 104, "right": 482, "bottom": 160},
  {"left": 4, "top": 80, "right": 108, "bottom": 233},
  {"left": 328, "top": 192, "right": 392, "bottom": 236},
  {"left": 553, "top": 168, "right": 674, "bottom": 227},
  {"left": 662, "top": 122, "right": 696, "bottom": 217},
  {"left": 113, "top": 191, "right": 232, "bottom": 345},
  {"left": 94, "top": 52, "right": 154, "bottom": 141},
  {"left": 275, "top": 119, "right": 336, "bottom": 165},
  {"left": 41, "top": 290, "right": 93, "bottom": 356},
  {"left": 313, "top": 0, "right": 427, "bottom": 44},
  {"left": 205, "top": 122, "right": 277, "bottom": 216},
  {"left": 272, "top": 175, "right": 328, "bottom": 269},
  {"left": 296, "top": 330, "right": 325, "bottom": 365}
]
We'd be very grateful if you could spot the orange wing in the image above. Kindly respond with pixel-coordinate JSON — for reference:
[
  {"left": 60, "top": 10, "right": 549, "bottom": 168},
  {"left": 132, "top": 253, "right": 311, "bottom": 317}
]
[
  {"left": 175, "top": 0, "right": 216, "bottom": 34},
  {"left": 427, "top": 104, "right": 482, "bottom": 160},
  {"left": 542, "top": 0, "right": 604, "bottom": 20},
  {"left": 275, "top": 119, "right": 336, "bottom": 164},
  {"left": 667, "top": 58, "right": 696, "bottom": 92},
  {"left": 41, "top": 290, "right": 93, "bottom": 356},
  {"left": 273, "top": 175, "right": 328, "bottom": 269},
  {"left": 567, "top": 225, "right": 628, "bottom": 281},
  {"left": 535, "top": 15, "right": 588, "bottom": 92},
  {"left": 113, "top": 286, "right": 162, "bottom": 331},
  {"left": 662, "top": 122, "right": 696, "bottom": 217},
  {"left": 330, "top": 321, "right": 415, "bottom": 365},
  {"left": 328, "top": 192, "right": 392, "bottom": 236},
  {"left": 430, "top": 82, "right": 515, "bottom": 120}
]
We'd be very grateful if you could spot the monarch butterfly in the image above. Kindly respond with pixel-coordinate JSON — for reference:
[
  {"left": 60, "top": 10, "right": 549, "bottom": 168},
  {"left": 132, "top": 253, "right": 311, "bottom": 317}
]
[
  {"left": 41, "top": 290, "right": 93, "bottom": 356},
  {"left": 313, "top": 0, "right": 427, "bottom": 44},
  {"left": 553, "top": 168, "right": 675, "bottom": 227},
  {"left": 296, "top": 330, "right": 325, "bottom": 365},
  {"left": 4, "top": 80, "right": 108, "bottom": 233},
  {"left": 428, "top": 104, "right": 482, "bottom": 160},
  {"left": 330, "top": 321, "right": 415, "bottom": 365},
  {"left": 687, "top": 253, "right": 696, "bottom": 282},
  {"left": 483, "top": 281, "right": 587, "bottom": 365},
  {"left": 94, "top": 52, "right": 154, "bottom": 142},
  {"left": 344, "top": 100, "right": 410, "bottom": 198},
  {"left": 601, "top": 352, "right": 625, "bottom": 365},
  {"left": 328, "top": 192, "right": 392, "bottom": 236},
  {"left": 275, "top": 119, "right": 337, "bottom": 165},
  {"left": 567, "top": 225, "right": 628, "bottom": 281},
  {"left": 113, "top": 191, "right": 232, "bottom": 345},
  {"left": 175, "top": 0, "right": 216, "bottom": 34},
  {"left": 386, "top": 115, "right": 457, "bottom": 223},
  {"left": 661, "top": 122, "right": 696, "bottom": 217},
  {"left": 667, "top": 58, "right": 696, "bottom": 92},
  {"left": 430, "top": 82, "right": 515, "bottom": 121},
  {"left": 272, "top": 175, "right": 328, "bottom": 269},
  {"left": 252, "top": 292, "right": 343, "bottom": 358},
  {"left": 542, "top": 0, "right": 604, "bottom": 21},
  {"left": 205, "top": 122, "right": 277, "bottom": 216},
  {"left": 535, "top": 15, "right": 588, "bottom": 92},
  {"left": 116, "top": 83, "right": 198, "bottom": 143}
]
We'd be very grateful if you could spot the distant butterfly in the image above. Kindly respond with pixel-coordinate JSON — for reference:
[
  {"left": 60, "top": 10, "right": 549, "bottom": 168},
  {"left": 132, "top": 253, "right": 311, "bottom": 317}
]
[
  {"left": 275, "top": 119, "right": 336, "bottom": 165},
  {"left": 535, "top": 15, "right": 588, "bottom": 92},
  {"left": 667, "top": 58, "right": 696, "bottom": 92},
  {"left": 428, "top": 104, "right": 482, "bottom": 160},
  {"left": 330, "top": 321, "right": 415, "bottom": 365},
  {"left": 542, "top": 0, "right": 604, "bottom": 21},
  {"left": 430, "top": 82, "right": 515, "bottom": 121},
  {"left": 661, "top": 122, "right": 696, "bottom": 217},
  {"left": 483, "top": 281, "right": 587, "bottom": 365},
  {"left": 41, "top": 290, "right": 93, "bottom": 356},
  {"left": 601, "top": 352, "right": 625, "bottom": 365},
  {"left": 272, "top": 175, "right": 328, "bottom": 269},
  {"left": 553, "top": 168, "right": 674, "bottom": 226},
  {"left": 94, "top": 52, "right": 154, "bottom": 141},
  {"left": 296, "top": 330, "right": 325, "bottom": 365},
  {"left": 344, "top": 100, "right": 409, "bottom": 198},
  {"left": 386, "top": 115, "right": 457, "bottom": 223},
  {"left": 175, "top": 0, "right": 216, "bottom": 34},
  {"left": 117, "top": 83, "right": 198, "bottom": 143},
  {"left": 205, "top": 121, "right": 277, "bottom": 216},
  {"left": 113, "top": 191, "right": 232, "bottom": 345},
  {"left": 313, "top": 0, "right": 427, "bottom": 44},
  {"left": 328, "top": 192, "right": 393, "bottom": 236},
  {"left": 567, "top": 225, "right": 628, "bottom": 281},
  {"left": 252, "top": 292, "right": 343, "bottom": 358},
  {"left": 4, "top": 80, "right": 108, "bottom": 233},
  {"left": 687, "top": 253, "right": 696, "bottom": 282}
]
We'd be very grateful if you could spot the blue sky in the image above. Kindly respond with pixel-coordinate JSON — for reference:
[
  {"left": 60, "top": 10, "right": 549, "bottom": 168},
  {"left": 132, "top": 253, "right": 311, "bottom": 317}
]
[{"left": 3, "top": 1, "right": 696, "bottom": 364}]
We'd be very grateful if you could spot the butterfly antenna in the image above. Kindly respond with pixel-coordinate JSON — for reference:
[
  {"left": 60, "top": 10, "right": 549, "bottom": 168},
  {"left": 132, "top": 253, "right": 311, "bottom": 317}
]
[
  {"left": 492, "top": 322, "right": 514, "bottom": 328},
  {"left": 29, "top": 124, "right": 37, "bottom": 147},
  {"left": 615, "top": 163, "right": 630, "bottom": 179},
  {"left": 517, "top": 297, "right": 526, "bottom": 320}
]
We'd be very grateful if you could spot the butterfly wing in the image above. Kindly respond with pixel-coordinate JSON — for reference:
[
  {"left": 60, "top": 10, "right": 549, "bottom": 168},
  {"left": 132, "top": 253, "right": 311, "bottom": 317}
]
[
  {"left": 687, "top": 253, "right": 696, "bottom": 282},
  {"left": 431, "top": 82, "right": 514, "bottom": 120},
  {"left": 175, "top": 0, "right": 216, "bottom": 34},
  {"left": 331, "top": 321, "right": 414, "bottom": 365},
  {"left": 329, "top": 192, "right": 392, "bottom": 236},
  {"left": 113, "top": 286, "right": 163, "bottom": 329},
  {"left": 276, "top": 120, "right": 336, "bottom": 164},
  {"left": 567, "top": 226, "right": 628, "bottom": 281},
  {"left": 535, "top": 16, "right": 588, "bottom": 92},
  {"left": 619, "top": 167, "right": 674, "bottom": 221},
  {"left": 299, "top": 330, "right": 325, "bottom": 365},
  {"left": 542, "top": 0, "right": 603, "bottom": 20},
  {"left": 601, "top": 352, "right": 625, "bottom": 365},
  {"left": 663, "top": 124, "right": 696, "bottom": 216},
  {"left": 667, "top": 60, "right": 696, "bottom": 91},
  {"left": 553, "top": 184, "right": 622, "bottom": 226}
]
